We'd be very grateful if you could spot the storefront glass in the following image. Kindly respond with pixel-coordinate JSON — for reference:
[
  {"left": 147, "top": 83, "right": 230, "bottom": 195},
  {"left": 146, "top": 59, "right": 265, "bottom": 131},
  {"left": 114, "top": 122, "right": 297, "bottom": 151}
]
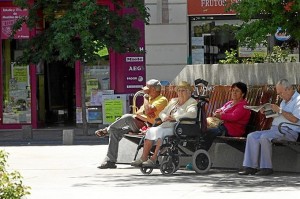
[
  {"left": 189, "top": 16, "right": 243, "bottom": 64},
  {"left": 82, "top": 57, "right": 110, "bottom": 124},
  {"left": 2, "top": 40, "right": 31, "bottom": 124}
]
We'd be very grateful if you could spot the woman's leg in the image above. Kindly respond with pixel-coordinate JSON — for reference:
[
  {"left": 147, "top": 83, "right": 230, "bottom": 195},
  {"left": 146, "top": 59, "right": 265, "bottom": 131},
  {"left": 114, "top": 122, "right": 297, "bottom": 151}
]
[
  {"left": 140, "top": 139, "right": 153, "bottom": 161},
  {"left": 203, "top": 127, "right": 223, "bottom": 150},
  {"left": 131, "top": 139, "right": 153, "bottom": 167},
  {"left": 150, "top": 138, "right": 162, "bottom": 161}
]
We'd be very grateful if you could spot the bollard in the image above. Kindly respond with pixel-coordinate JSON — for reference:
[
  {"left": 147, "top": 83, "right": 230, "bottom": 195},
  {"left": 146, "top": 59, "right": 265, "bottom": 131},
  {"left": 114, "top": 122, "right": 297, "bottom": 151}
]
[
  {"left": 22, "top": 125, "right": 33, "bottom": 140},
  {"left": 63, "top": 129, "right": 74, "bottom": 145}
]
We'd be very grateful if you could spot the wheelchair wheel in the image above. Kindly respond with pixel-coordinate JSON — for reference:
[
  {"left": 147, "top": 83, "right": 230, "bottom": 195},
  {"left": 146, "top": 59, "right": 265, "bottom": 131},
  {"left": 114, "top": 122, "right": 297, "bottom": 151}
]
[
  {"left": 162, "top": 156, "right": 180, "bottom": 172},
  {"left": 140, "top": 167, "right": 153, "bottom": 175},
  {"left": 160, "top": 160, "right": 176, "bottom": 176},
  {"left": 192, "top": 149, "right": 211, "bottom": 174}
]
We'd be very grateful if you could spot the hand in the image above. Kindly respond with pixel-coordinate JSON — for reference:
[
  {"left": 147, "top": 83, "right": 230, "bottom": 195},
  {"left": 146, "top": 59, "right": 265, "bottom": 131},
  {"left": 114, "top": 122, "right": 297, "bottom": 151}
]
[
  {"left": 214, "top": 112, "right": 222, "bottom": 119},
  {"left": 270, "top": 104, "right": 280, "bottom": 113},
  {"left": 163, "top": 115, "right": 174, "bottom": 122},
  {"left": 214, "top": 109, "right": 222, "bottom": 114},
  {"left": 147, "top": 112, "right": 155, "bottom": 118},
  {"left": 259, "top": 108, "right": 265, "bottom": 114}
]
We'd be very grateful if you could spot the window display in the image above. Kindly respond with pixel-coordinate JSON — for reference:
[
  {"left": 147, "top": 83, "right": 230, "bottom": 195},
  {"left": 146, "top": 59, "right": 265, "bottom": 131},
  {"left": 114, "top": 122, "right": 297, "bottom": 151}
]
[
  {"left": 75, "top": 62, "right": 111, "bottom": 124},
  {"left": 190, "top": 17, "right": 242, "bottom": 64},
  {"left": 2, "top": 40, "right": 31, "bottom": 124}
]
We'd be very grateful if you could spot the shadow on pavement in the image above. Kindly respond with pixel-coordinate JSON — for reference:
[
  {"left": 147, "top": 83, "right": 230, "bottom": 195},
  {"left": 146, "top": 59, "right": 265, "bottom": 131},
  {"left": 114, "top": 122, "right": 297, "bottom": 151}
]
[{"left": 72, "top": 168, "right": 300, "bottom": 192}]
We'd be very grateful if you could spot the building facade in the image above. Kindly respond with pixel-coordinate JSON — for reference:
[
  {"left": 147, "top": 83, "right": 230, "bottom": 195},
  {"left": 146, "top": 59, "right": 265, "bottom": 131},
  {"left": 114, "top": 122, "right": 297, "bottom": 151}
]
[
  {"left": 0, "top": 0, "right": 146, "bottom": 129},
  {"left": 145, "top": 0, "right": 299, "bottom": 83},
  {"left": 1, "top": 0, "right": 298, "bottom": 129}
]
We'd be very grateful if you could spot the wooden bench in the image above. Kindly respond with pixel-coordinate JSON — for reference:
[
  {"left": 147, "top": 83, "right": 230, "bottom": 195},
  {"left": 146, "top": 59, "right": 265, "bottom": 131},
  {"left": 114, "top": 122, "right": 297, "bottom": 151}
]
[
  {"left": 120, "top": 84, "right": 300, "bottom": 172},
  {"left": 203, "top": 85, "right": 300, "bottom": 172},
  {"left": 208, "top": 85, "right": 300, "bottom": 151},
  {"left": 125, "top": 84, "right": 300, "bottom": 146}
]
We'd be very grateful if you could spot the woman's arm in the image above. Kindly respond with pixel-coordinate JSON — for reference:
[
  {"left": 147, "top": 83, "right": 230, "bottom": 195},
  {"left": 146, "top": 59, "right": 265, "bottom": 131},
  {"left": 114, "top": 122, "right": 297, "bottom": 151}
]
[
  {"left": 173, "top": 98, "right": 197, "bottom": 121},
  {"left": 220, "top": 101, "right": 250, "bottom": 122}
]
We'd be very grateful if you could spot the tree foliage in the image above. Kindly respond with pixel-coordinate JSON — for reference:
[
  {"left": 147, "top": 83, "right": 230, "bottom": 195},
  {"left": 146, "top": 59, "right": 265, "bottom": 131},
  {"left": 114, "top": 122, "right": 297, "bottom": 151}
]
[
  {"left": 229, "top": 0, "right": 300, "bottom": 48},
  {"left": 0, "top": 150, "right": 31, "bottom": 199},
  {"left": 219, "top": 46, "right": 296, "bottom": 64},
  {"left": 12, "top": 0, "right": 150, "bottom": 65}
]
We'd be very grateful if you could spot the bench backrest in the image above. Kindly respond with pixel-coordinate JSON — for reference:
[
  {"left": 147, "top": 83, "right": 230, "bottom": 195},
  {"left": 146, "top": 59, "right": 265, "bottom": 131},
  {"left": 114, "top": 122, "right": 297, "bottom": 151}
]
[
  {"left": 159, "top": 84, "right": 300, "bottom": 135},
  {"left": 160, "top": 84, "right": 283, "bottom": 134},
  {"left": 204, "top": 85, "right": 280, "bottom": 133},
  {"left": 160, "top": 85, "right": 178, "bottom": 100}
]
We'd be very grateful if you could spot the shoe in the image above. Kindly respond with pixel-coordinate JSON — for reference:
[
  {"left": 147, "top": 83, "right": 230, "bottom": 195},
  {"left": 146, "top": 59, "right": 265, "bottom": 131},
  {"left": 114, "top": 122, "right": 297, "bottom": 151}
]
[
  {"left": 238, "top": 167, "right": 258, "bottom": 175},
  {"left": 255, "top": 168, "right": 273, "bottom": 176},
  {"left": 98, "top": 161, "right": 117, "bottom": 169},
  {"left": 131, "top": 158, "right": 144, "bottom": 167},
  {"left": 142, "top": 159, "right": 156, "bottom": 167},
  {"left": 95, "top": 128, "right": 108, "bottom": 137}
]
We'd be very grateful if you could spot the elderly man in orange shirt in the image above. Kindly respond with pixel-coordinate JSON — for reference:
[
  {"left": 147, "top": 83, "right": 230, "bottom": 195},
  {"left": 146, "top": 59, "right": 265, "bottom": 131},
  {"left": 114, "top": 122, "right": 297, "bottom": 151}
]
[{"left": 96, "top": 79, "right": 168, "bottom": 169}]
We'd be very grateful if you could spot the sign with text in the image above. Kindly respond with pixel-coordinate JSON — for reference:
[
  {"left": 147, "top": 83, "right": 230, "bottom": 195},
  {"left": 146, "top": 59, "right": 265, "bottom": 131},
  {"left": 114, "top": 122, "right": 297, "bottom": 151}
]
[
  {"left": 122, "top": 8, "right": 146, "bottom": 93},
  {"left": 188, "top": 0, "right": 237, "bottom": 15},
  {"left": 103, "top": 99, "right": 123, "bottom": 124},
  {"left": 102, "top": 94, "right": 128, "bottom": 124},
  {"left": 1, "top": 7, "right": 29, "bottom": 39}
]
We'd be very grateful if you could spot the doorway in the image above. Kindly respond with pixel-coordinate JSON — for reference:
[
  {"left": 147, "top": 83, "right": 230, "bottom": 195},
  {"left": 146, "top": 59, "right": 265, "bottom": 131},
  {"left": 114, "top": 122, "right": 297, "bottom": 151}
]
[{"left": 38, "top": 61, "right": 75, "bottom": 127}]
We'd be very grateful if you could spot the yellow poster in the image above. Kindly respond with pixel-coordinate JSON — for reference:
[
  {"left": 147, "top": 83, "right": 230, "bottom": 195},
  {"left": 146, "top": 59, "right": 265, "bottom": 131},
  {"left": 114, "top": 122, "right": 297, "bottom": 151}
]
[
  {"left": 13, "top": 65, "right": 28, "bottom": 82},
  {"left": 86, "top": 78, "right": 99, "bottom": 96},
  {"left": 104, "top": 99, "right": 123, "bottom": 123}
]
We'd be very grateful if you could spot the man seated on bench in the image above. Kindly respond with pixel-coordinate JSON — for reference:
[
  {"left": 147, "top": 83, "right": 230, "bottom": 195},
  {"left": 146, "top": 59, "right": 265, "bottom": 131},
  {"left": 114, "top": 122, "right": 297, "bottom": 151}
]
[
  {"left": 96, "top": 79, "right": 168, "bottom": 169},
  {"left": 239, "top": 79, "right": 300, "bottom": 176},
  {"left": 204, "top": 82, "right": 251, "bottom": 150}
]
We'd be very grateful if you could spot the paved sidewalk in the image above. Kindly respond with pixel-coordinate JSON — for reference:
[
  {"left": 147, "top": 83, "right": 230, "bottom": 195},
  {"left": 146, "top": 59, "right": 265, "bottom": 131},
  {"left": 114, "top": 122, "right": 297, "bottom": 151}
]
[
  {"left": 1, "top": 143, "right": 300, "bottom": 199},
  {"left": 0, "top": 126, "right": 108, "bottom": 146}
]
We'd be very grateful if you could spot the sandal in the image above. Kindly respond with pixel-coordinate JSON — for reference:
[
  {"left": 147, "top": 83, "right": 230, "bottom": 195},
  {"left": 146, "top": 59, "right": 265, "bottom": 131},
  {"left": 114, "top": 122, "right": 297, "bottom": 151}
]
[
  {"left": 95, "top": 127, "right": 108, "bottom": 137},
  {"left": 142, "top": 159, "right": 156, "bottom": 167}
]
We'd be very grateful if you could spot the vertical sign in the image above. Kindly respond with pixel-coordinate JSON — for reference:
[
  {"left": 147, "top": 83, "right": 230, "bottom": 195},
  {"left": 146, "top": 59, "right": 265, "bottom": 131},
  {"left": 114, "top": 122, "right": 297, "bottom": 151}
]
[
  {"left": 123, "top": 9, "right": 146, "bottom": 93},
  {"left": 1, "top": 7, "right": 29, "bottom": 39}
]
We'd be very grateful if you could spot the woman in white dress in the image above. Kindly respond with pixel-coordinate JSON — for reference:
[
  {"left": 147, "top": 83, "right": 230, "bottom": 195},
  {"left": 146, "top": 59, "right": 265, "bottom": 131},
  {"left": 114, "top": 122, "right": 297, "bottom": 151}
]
[{"left": 131, "top": 81, "right": 198, "bottom": 167}]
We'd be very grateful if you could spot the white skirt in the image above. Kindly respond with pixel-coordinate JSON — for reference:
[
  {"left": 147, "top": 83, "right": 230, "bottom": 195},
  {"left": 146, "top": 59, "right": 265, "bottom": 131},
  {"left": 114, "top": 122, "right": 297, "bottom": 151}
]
[{"left": 144, "top": 125, "right": 174, "bottom": 143}]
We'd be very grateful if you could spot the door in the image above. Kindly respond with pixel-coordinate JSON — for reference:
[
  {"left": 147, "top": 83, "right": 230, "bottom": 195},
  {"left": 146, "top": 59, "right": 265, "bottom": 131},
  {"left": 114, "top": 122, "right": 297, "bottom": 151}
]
[{"left": 42, "top": 61, "right": 75, "bottom": 126}]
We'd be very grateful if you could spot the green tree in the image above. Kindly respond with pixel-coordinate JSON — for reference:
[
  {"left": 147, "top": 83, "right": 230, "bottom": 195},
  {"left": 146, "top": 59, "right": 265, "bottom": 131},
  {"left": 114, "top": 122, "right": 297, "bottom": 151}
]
[
  {"left": 11, "top": 0, "right": 149, "bottom": 135},
  {"left": 0, "top": 150, "right": 31, "bottom": 199},
  {"left": 12, "top": 0, "right": 149, "bottom": 64},
  {"left": 229, "top": 0, "right": 300, "bottom": 48}
]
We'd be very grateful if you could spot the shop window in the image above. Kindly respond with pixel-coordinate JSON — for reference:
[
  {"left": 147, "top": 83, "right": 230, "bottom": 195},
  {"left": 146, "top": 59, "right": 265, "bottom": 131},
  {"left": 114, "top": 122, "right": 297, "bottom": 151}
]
[
  {"left": 190, "top": 17, "right": 242, "bottom": 64},
  {"left": 189, "top": 17, "right": 299, "bottom": 63},
  {"left": 83, "top": 55, "right": 110, "bottom": 124},
  {"left": 2, "top": 40, "right": 31, "bottom": 124}
]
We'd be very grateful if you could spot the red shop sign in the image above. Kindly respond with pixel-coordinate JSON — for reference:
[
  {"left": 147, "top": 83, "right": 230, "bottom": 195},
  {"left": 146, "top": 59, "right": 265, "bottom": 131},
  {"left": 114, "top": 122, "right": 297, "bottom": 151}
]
[
  {"left": 1, "top": 7, "right": 29, "bottom": 39},
  {"left": 188, "top": 0, "right": 237, "bottom": 16}
]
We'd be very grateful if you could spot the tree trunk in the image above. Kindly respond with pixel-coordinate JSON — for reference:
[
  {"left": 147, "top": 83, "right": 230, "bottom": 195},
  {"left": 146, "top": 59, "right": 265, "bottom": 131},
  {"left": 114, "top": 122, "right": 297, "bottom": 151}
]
[{"left": 80, "top": 63, "right": 89, "bottom": 136}]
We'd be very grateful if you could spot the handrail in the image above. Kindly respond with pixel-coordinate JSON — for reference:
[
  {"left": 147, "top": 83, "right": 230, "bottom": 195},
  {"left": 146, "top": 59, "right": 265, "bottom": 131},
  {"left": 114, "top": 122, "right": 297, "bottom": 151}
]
[
  {"left": 131, "top": 90, "right": 144, "bottom": 114},
  {"left": 278, "top": 122, "right": 300, "bottom": 135}
]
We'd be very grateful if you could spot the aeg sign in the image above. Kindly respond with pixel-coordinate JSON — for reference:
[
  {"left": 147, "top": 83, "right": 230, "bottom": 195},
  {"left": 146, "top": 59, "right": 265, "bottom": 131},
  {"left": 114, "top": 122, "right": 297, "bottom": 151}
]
[{"left": 128, "top": 65, "right": 145, "bottom": 71}]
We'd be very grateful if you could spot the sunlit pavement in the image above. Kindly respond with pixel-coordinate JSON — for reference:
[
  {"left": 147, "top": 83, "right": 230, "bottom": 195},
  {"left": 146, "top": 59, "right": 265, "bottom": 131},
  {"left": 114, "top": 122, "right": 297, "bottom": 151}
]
[{"left": 1, "top": 145, "right": 299, "bottom": 199}]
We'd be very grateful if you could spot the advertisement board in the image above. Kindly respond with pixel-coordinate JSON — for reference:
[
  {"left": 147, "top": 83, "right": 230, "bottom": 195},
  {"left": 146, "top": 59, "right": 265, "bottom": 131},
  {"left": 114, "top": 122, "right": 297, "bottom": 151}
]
[
  {"left": 122, "top": 8, "right": 146, "bottom": 93},
  {"left": 102, "top": 94, "right": 129, "bottom": 124},
  {"left": 1, "top": 7, "right": 29, "bottom": 39},
  {"left": 188, "top": 0, "right": 237, "bottom": 16}
]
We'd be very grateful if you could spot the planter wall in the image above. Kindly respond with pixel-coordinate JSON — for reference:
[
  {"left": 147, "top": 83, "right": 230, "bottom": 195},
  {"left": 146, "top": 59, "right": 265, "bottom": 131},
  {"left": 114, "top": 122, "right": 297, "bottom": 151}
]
[{"left": 173, "top": 63, "right": 300, "bottom": 85}]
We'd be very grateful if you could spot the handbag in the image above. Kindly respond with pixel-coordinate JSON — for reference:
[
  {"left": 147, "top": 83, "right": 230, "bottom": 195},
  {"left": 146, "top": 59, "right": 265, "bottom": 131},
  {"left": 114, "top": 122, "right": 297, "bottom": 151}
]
[{"left": 206, "top": 116, "right": 223, "bottom": 128}]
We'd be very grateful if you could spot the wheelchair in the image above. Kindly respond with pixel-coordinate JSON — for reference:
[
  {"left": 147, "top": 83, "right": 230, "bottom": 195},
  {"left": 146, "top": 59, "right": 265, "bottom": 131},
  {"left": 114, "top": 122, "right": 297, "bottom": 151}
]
[{"left": 133, "top": 79, "right": 212, "bottom": 175}]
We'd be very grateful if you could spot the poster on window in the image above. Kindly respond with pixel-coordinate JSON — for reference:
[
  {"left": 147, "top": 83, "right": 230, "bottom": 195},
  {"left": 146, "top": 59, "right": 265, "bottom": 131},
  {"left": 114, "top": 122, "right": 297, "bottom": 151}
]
[
  {"left": 192, "top": 48, "right": 205, "bottom": 64},
  {"left": 1, "top": 7, "right": 29, "bottom": 39},
  {"left": 11, "top": 64, "right": 29, "bottom": 89}
]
